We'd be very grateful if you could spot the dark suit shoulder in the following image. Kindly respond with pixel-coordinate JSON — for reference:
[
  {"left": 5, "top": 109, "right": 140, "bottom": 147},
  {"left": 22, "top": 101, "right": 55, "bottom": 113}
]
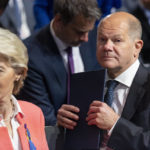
[
  {"left": 24, "top": 24, "right": 56, "bottom": 49},
  {"left": 23, "top": 24, "right": 60, "bottom": 65},
  {"left": 134, "top": 64, "right": 150, "bottom": 86}
]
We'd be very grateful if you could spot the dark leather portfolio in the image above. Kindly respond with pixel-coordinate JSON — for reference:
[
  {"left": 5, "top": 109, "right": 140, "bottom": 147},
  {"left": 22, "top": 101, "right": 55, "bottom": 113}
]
[{"left": 64, "top": 69, "right": 106, "bottom": 150}]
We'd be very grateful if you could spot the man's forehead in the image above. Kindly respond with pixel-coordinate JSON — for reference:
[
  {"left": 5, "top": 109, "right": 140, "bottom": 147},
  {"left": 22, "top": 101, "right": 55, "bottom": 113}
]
[{"left": 98, "top": 19, "right": 129, "bottom": 33}]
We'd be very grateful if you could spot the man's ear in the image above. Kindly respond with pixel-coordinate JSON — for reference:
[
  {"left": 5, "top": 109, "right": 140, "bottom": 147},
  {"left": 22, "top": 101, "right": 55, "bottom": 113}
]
[
  {"left": 53, "top": 14, "right": 65, "bottom": 34},
  {"left": 54, "top": 14, "right": 64, "bottom": 26},
  {"left": 134, "top": 39, "right": 143, "bottom": 57}
]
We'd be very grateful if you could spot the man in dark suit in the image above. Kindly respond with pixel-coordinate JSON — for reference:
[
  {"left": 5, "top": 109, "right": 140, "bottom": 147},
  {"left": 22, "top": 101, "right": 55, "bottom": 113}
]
[
  {"left": 131, "top": 0, "right": 150, "bottom": 64},
  {"left": 17, "top": 0, "right": 101, "bottom": 126},
  {"left": 86, "top": 12, "right": 150, "bottom": 150},
  {"left": 58, "top": 11, "right": 150, "bottom": 149}
]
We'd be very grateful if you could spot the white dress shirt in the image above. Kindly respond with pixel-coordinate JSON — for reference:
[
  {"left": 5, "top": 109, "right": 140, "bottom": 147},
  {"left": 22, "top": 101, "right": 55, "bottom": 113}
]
[
  {"left": 0, "top": 95, "right": 24, "bottom": 150},
  {"left": 100, "top": 59, "right": 140, "bottom": 150},
  {"left": 50, "top": 20, "right": 85, "bottom": 73}
]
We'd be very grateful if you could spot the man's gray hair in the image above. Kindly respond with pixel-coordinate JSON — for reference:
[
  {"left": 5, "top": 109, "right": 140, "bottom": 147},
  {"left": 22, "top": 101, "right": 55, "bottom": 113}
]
[
  {"left": 53, "top": 0, "right": 101, "bottom": 24},
  {"left": 128, "top": 17, "right": 142, "bottom": 40}
]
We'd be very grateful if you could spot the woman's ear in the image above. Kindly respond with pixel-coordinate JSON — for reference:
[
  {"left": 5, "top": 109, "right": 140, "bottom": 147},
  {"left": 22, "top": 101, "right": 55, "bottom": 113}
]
[{"left": 15, "top": 74, "right": 21, "bottom": 81}]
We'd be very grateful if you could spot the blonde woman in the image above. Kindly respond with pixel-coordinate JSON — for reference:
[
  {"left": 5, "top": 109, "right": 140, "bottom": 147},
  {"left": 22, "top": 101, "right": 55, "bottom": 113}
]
[{"left": 0, "top": 28, "right": 48, "bottom": 150}]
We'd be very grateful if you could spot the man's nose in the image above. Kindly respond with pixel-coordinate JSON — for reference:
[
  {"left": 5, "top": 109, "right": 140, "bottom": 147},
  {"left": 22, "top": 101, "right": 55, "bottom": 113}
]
[{"left": 104, "top": 40, "right": 113, "bottom": 50}]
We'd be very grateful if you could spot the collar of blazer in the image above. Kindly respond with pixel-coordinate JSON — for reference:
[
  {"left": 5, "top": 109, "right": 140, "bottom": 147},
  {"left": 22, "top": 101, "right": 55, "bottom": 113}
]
[{"left": 121, "top": 65, "right": 148, "bottom": 120}]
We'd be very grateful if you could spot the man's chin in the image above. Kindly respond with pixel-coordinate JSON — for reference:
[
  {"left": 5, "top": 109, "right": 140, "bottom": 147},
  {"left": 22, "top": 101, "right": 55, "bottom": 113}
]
[{"left": 101, "top": 63, "right": 116, "bottom": 69}]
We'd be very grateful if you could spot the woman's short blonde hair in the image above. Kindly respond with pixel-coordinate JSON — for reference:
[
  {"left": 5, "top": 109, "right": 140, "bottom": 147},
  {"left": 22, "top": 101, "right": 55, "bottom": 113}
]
[{"left": 0, "top": 28, "right": 28, "bottom": 94}]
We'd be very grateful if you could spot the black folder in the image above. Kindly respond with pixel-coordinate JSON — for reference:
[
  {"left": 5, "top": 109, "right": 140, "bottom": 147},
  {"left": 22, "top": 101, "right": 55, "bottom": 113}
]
[{"left": 64, "top": 69, "right": 106, "bottom": 150}]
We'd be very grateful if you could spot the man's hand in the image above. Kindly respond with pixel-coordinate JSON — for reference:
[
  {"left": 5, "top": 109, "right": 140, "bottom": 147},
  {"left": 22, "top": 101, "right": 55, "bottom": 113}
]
[
  {"left": 57, "top": 104, "right": 80, "bottom": 130},
  {"left": 86, "top": 100, "right": 119, "bottom": 130}
]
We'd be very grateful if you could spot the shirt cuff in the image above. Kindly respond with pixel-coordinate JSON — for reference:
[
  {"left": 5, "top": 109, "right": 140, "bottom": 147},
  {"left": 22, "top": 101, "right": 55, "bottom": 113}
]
[{"left": 107, "top": 117, "right": 120, "bottom": 136}]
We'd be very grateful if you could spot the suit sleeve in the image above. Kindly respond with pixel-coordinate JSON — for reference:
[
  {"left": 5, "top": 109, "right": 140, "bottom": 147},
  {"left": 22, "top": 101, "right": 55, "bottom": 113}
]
[
  {"left": 108, "top": 117, "right": 150, "bottom": 150},
  {"left": 17, "top": 52, "right": 57, "bottom": 126}
]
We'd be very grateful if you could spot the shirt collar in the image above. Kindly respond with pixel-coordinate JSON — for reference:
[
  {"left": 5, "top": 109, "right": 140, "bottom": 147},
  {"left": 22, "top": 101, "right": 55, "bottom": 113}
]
[
  {"left": 50, "top": 19, "right": 68, "bottom": 52},
  {"left": 11, "top": 95, "right": 24, "bottom": 118},
  {"left": 0, "top": 95, "right": 24, "bottom": 122},
  {"left": 107, "top": 59, "right": 140, "bottom": 88}
]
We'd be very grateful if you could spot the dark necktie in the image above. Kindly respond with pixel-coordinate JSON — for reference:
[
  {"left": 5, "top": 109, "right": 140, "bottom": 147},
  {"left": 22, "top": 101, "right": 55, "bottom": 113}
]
[
  {"left": 101, "top": 80, "right": 118, "bottom": 149},
  {"left": 66, "top": 47, "right": 74, "bottom": 74},
  {"left": 66, "top": 47, "right": 74, "bottom": 103},
  {"left": 104, "top": 80, "right": 118, "bottom": 107}
]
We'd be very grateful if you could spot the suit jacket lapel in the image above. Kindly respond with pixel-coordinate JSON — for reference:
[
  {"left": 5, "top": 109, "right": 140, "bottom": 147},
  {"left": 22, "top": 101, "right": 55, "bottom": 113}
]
[
  {"left": 80, "top": 43, "right": 90, "bottom": 71},
  {"left": 0, "top": 113, "right": 30, "bottom": 150},
  {"left": 80, "top": 26, "right": 99, "bottom": 71},
  {"left": 121, "top": 65, "right": 148, "bottom": 120},
  {"left": 36, "top": 25, "right": 67, "bottom": 89},
  {"left": 16, "top": 113, "right": 30, "bottom": 150},
  {"left": 0, "top": 127, "right": 13, "bottom": 150}
]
